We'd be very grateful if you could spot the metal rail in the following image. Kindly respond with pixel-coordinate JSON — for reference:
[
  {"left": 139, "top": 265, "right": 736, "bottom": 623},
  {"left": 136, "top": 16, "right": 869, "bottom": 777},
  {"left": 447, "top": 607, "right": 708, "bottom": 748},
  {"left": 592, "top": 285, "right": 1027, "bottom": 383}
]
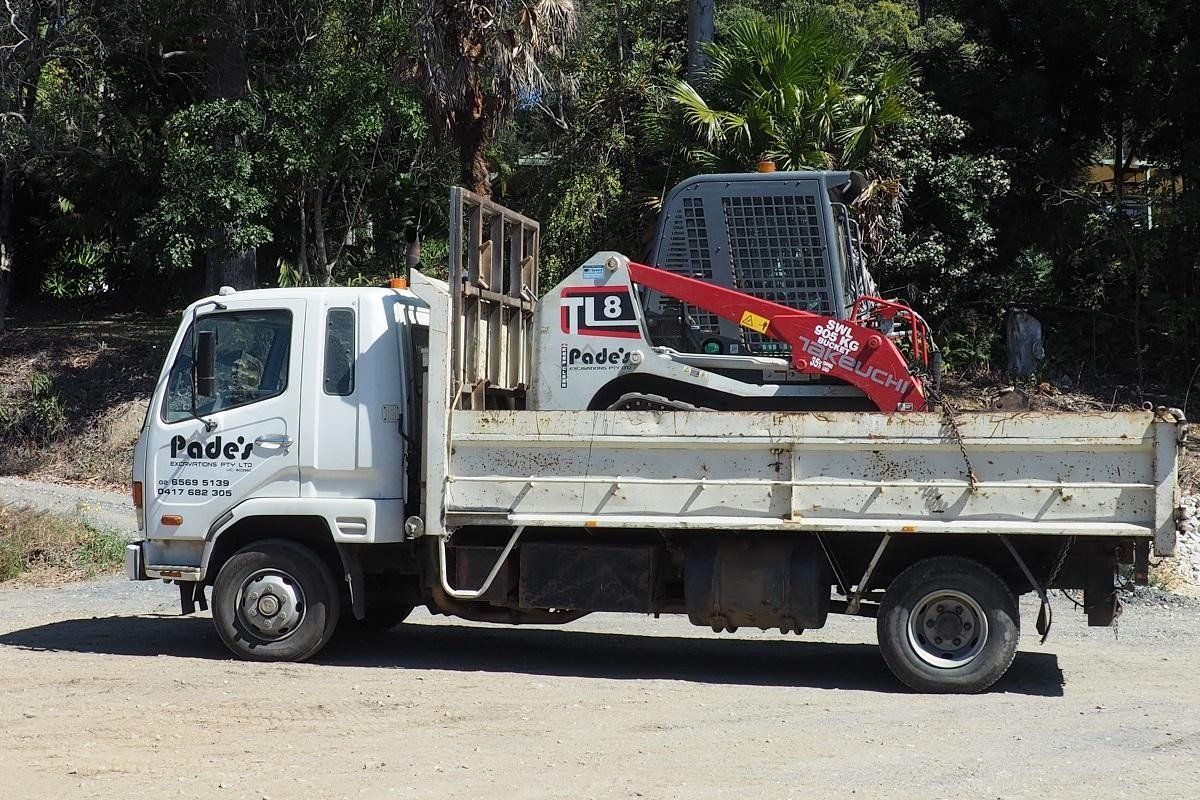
[
  {"left": 447, "top": 474, "right": 1152, "bottom": 490},
  {"left": 436, "top": 527, "right": 525, "bottom": 600}
]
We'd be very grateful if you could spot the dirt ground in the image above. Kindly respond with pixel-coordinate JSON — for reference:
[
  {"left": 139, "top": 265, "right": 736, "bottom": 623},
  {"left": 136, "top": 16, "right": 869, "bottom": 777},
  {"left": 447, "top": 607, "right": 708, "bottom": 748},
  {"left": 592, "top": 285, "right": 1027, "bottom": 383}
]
[{"left": 1, "top": 579, "right": 1198, "bottom": 799}]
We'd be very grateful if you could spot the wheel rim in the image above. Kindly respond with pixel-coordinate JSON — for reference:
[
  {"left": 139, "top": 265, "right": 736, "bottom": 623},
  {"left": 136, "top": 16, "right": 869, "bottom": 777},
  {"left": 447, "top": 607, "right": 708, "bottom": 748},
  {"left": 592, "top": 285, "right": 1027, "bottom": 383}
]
[
  {"left": 235, "top": 569, "right": 306, "bottom": 641},
  {"left": 906, "top": 589, "right": 988, "bottom": 669}
]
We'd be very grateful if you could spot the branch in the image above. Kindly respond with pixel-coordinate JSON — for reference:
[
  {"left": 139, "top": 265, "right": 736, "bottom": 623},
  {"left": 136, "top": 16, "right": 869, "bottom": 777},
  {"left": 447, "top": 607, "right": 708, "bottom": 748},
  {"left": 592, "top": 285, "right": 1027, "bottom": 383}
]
[
  {"left": 1, "top": 0, "right": 32, "bottom": 53},
  {"left": 533, "top": 97, "right": 569, "bottom": 130},
  {"left": 333, "top": 133, "right": 383, "bottom": 267}
]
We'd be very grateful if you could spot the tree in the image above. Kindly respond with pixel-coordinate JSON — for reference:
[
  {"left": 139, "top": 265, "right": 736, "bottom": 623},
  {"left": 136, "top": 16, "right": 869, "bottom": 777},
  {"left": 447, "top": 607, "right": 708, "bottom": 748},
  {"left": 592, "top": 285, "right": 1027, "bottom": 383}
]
[
  {"left": 668, "top": 11, "right": 909, "bottom": 172},
  {"left": 263, "top": 0, "right": 434, "bottom": 285},
  {"left": 1, "top": 1, "right": 107, "bottom": 334},
  {"left": 686, "top": 0, "right": 714, "bottom": 80},
  {"left": 204, "top": 0, "right": 257, "bottom": 292},
  {"left": 512, "top": 0, "right": 688, "bottom": 281},
  {"left": 413, "top": 0, "right": 577, "bottom": 196},
  {"left": 922, "top": 1, "right": 1186, "bottom": 386},
  {"left": 134, "top": 0, "right": 437, "bottom": 289}
]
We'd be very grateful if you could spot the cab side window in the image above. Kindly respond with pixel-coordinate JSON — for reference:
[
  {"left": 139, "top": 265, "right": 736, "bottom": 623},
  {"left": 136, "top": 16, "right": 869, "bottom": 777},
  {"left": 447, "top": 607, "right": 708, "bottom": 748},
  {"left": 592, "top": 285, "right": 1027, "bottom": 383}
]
[
  {"left": 323, "top": 308, "right": 356, "bottom": 396},
  {"left": 163, "top": 310, "right": 293, "bottom": 423}
]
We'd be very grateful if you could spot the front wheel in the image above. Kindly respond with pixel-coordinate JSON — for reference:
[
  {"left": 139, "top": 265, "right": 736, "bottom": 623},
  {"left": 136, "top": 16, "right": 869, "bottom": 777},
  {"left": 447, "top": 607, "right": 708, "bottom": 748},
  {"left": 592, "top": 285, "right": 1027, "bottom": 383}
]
[
  {"left": 213, "top": 539, "right": 341, "bottom": 662},
  {"left": 877, "top": 556, "right": 1019, "bottom": 693}
]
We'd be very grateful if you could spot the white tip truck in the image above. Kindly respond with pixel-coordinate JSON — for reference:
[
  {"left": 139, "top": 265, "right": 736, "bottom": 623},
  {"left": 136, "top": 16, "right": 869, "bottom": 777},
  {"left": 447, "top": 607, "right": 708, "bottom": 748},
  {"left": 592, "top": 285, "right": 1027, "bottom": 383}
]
[{"left": 127, "top": 174, "right": 1186, "bottom": 692}]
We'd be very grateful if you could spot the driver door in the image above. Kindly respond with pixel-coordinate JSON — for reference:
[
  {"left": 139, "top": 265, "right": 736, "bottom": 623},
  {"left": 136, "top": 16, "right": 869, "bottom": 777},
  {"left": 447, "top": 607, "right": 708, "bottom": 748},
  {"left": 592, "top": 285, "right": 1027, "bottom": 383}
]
[{"left": 145, "top": 299, "right": 307, "bottom": 542}]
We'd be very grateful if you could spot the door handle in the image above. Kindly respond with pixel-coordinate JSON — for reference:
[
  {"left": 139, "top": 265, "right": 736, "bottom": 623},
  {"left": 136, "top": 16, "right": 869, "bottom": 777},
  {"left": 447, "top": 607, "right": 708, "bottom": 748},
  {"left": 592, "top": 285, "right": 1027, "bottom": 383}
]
[{"left": 254, "top": 434, "right": 294, "bottom": 448}]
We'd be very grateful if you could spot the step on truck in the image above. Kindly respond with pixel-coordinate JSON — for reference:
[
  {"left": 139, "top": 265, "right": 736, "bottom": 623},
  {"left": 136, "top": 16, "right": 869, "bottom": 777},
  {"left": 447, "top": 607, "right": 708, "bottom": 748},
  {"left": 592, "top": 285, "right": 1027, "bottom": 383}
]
[{"left": 127, "top": 172, "right": 1187, "bottom": 693}]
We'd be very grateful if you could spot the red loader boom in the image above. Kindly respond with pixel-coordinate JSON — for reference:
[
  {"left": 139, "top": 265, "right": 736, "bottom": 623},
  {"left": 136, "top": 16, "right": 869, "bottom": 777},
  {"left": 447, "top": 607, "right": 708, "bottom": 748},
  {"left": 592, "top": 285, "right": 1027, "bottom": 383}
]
[{"left": 627, "top": 261, "right": 931, "bottom": 412}]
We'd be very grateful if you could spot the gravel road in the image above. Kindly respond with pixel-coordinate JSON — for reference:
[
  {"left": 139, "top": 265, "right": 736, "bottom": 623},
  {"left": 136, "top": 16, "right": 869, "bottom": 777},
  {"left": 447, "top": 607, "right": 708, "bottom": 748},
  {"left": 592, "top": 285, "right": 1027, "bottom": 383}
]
[
  {"left": 0, "top": 476, "right": 135, "bottom": 534},
  {"left": 1, "top": 578, "right": 1198, "bottom": 799}
]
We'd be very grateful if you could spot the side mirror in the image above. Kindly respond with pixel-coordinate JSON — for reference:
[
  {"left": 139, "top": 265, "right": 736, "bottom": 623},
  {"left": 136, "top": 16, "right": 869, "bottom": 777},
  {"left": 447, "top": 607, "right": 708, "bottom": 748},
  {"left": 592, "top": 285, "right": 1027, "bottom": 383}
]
[{"left": 195, "top": 329, "right": 216, "bottom": 398}]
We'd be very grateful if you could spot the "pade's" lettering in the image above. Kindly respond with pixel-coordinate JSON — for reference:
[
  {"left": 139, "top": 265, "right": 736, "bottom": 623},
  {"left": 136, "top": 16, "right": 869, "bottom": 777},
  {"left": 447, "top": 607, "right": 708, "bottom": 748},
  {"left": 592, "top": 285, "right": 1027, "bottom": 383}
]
[{"left": 170, "top": 435, "right": 254, "bottom": 461}]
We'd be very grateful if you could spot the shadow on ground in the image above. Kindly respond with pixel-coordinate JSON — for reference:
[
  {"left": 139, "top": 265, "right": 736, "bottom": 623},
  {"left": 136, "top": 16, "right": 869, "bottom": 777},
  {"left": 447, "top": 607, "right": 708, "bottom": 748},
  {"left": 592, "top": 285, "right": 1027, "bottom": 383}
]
[{"left": 0, "top": 614, "right": 1065, "bottom": 697}]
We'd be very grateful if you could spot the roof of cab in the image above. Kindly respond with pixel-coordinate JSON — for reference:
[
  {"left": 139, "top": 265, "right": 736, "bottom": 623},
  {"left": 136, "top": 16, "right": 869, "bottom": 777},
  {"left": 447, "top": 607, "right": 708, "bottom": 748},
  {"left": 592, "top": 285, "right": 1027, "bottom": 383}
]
[{"left": 185, "top": 284, "right": 423, "bottom": 312}]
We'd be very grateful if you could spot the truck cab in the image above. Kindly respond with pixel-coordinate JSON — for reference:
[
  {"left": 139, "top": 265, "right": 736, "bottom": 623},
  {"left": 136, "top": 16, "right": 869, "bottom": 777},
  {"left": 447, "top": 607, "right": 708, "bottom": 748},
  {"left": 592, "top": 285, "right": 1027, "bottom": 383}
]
[{"left": 131, "top": 288, "right": 427, "bottom": 625}]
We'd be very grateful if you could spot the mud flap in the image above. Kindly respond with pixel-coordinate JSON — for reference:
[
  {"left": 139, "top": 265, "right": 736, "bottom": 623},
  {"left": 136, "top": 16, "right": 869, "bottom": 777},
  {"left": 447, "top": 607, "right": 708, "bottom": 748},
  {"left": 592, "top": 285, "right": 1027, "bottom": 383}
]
[
  {"left": 1036, "top": 600, "right": 1052, "bottom": 640},
  {"left": 1085, "top": 551, "right": 1120, "bottom": 627},
  {"left": 178, "top": 582, "right": 208, "bottom": 615}
]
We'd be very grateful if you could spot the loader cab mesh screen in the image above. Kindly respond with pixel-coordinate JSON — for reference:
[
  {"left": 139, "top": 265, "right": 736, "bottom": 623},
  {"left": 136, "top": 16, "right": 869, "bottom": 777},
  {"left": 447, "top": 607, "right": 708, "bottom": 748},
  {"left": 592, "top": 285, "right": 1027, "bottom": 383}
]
[
  {"left": 655, "top": 196, "right": 721, "bottom": 341},
  {"left": 646, "top": 172, "right": 848, "bottom": 357}
]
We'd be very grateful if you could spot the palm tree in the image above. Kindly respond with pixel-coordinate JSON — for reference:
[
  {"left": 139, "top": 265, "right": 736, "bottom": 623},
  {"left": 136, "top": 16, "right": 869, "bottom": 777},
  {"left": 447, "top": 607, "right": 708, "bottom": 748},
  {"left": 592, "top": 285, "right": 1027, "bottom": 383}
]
[
  {"left": 668, "top": 11, "right": 910, "bottom": 172},
  {"left": 415, "top": 0, "right": 577, "bottom": 196}
]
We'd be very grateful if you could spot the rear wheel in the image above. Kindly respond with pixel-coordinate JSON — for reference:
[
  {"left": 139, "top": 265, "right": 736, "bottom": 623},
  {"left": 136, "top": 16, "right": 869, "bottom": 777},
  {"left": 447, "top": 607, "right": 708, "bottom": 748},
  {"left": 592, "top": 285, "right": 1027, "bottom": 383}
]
[
  {"left": 877, "top": 556, "right": 1019, "bottom": 693},
  {"left": 213, "top": 539, "right": 340, "bottom": 662}
]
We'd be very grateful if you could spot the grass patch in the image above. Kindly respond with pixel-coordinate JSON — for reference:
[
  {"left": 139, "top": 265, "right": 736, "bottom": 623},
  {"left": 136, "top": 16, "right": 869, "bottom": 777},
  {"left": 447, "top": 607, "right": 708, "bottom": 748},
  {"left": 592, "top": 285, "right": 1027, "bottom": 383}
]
[{"left": 0, "top": 504, "right": 127, "bottom": 583}]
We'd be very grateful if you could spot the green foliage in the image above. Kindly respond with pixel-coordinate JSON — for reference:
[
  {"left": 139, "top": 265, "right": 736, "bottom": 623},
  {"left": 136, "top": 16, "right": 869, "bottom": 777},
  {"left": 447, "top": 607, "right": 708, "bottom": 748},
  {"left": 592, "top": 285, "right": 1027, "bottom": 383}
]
[
  {"left": 276, "top": 258, "right": 301, "bottom": 288},
  {"left": 41, "top": 240, "right": 110, "bottom": 298},
  {"left": 259, "top": 1, "right": 438, "bottom": 285},
  {"left": 1004, "top": 248, "right": 1055, "bottom": 308},
  {"left": 939, "top": 310, "right": 999, "bottom": 375},
  {"left": 414, "top": 0, "right": 578, "bottom": 192},
  {"left": 667, "top": 10, "right": 910, "bottom": 171},
  {"left": 139, "top": 100, "right": 273, "bottom": 271},
  {"left": 6, "top": 0, "right": 1200, "bottom": 402},
  {"left": 867, "top": 90, "right": 1012, "bottom": 319},
  {"left": 509, "top": 0, "right": 688, "bottom": 284}
]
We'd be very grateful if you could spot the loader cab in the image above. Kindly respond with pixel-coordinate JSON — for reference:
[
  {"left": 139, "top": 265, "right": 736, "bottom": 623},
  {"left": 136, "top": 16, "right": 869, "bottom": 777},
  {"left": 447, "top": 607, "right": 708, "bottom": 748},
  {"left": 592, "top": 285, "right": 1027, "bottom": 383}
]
[{"left": 643, "top": 171, "right": 874, "bottom": 357}]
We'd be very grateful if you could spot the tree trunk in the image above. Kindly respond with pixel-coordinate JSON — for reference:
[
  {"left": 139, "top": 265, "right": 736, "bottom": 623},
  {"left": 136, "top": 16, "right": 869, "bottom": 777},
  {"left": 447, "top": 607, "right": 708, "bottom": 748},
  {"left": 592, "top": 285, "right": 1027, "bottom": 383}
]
[
  {"left": 0, "top": 165, "right": 14, "bottom": 337},
  {"left": 297, "top": 198, "right": 310, "bottom": 284},
  {"left": 204, "top": 1, "right": 256, "bottom": 293},
  {"left": 205, "top": 243, "right": 256, "bottom": 294},
  {"left": 456, "top": 80, "right": 490, "bottom": 196},
  {"left": 459, "top": 130, "right": 491, "bottom": 197},
  {"left": 686, "top": 0, "right": 715, "bottom": 81},
  {"left": 1, "top": 4, "right": 40, "bottom": 336},
  {"left": 312, "top": 186, "right": 333, "bottom": 286},
  {"left": 615, "top": 1, "right": 628, "bottom": 62}
]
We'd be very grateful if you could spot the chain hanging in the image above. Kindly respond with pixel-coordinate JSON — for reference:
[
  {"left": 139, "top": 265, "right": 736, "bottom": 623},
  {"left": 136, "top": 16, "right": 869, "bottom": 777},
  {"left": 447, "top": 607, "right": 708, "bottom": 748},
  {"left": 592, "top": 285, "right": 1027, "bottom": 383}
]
[{"left": 928, "top": 386, "right": 979, "bottom": 493}]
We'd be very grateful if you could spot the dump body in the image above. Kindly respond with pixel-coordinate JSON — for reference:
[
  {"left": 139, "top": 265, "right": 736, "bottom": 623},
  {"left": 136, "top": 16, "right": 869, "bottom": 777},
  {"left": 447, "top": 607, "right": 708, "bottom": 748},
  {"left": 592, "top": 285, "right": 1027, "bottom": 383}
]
[
  {"left": 443, "top": 409, "right": 1177, "bottom": 550},
  {"left": 415, "top": 271, "right": 1181, "bottom": 556}
]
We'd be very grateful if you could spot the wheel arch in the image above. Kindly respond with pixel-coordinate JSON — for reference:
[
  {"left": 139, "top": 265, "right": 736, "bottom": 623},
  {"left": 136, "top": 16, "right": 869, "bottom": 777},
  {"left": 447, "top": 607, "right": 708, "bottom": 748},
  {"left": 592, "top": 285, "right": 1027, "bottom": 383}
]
[
  {"left": 203, "top": 515, "right": 346, "bottom": 594},
  {"left": 826, "top": 532, "right": 1056, "bottom": 598}
]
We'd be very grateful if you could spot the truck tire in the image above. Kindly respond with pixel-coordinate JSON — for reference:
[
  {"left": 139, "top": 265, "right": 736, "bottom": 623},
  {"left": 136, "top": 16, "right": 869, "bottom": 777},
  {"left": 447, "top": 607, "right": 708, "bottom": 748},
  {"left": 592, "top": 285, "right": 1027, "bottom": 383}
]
[
  {"left": 213, "top": 539, "right": 341, "bottom": 662},
  {"left": 877, "top": 556, "right": 1019, "bottom": 694}
]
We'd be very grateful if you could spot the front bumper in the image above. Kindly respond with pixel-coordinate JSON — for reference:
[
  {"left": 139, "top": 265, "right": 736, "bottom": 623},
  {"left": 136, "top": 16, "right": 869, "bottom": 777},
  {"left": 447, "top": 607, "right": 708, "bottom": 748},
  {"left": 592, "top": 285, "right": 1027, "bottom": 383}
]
[{"left": 125, "top": 542, "right": 148, "bottom": 581}]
